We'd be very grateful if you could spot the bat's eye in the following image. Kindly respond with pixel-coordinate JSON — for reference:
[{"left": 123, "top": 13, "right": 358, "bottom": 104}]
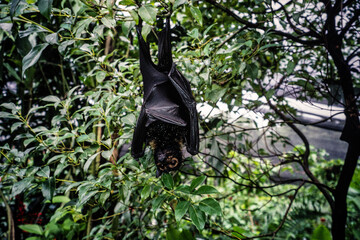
[{"left": 168, "top": 157, "right": 179, "bottom": 169}]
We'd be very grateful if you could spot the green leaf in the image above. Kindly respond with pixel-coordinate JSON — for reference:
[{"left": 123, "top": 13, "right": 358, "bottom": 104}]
[
  {"left": 78, "top": 190, "right": 98, "bottom": 207},
  {"left": 246, "top": 63, "right": 258, "bottom": 80},
  {"left": 24, "top": 137, "right": 36, "bottom": 147},
  {"left": 203, "top": 23, "right": 216, "bottom": 36},
  {"left": 41, "top": 177, "right": 55, "bottom": 201},
  {"left": 293, "top": 12, "right": 302, "bottom": 24},
  {"left": 54, "top": 162, "right": 67, "bottom": 177},
  {"left": 189, "top": 205, "right": 205, "bottom": 231},
  {"left": 11, "top": 122, "right": 23, "bottom": 133},
  {"left": 38, "top": 0, "right": 53, "bottom": 19},
  {"left": 208, "top": 87, "right": 226, "bottom": 103},
  {"left": 45, "top": 32, "right": 58, "bottom": 44},
  {"left": 175, "top": 185, "right": 191, "bottom": 194},
  {"left": 21, "top": 43, "right": 49, "bottom": 76},
  {"left": 311, "top": 225, "right": 331, "bottom": 240},
  {"left": 122, "top": 113, "right": 136, "bottom": 125},
  {"left": 188, "top": 28, "right": 199, "bottom": 39},
  {"left": 259, "top": 43, "right": 282, "bottom": 50},
  {"left": 190, "top": 6, "right": 203, "bottom": 26},
  {"left": 1, "top": 102, "right": 18, "bottom": 110},
  {"left": 37, "top": 166, "right": 50, "bottom": 178},
  {"left": 27, "top": 106, "right": 46, "bottom": 117},
  {"left": 130, "top": 10, "right": 139, "bottom": 25},
  {"left": 265, "top": 89, "right": 276, "bottom": 100},
  {"left": 141, "top": 23, "right": 152, "bottom": 42},
  {"left": 175, "top": 200, "right": 190, "bottom": 222},
  {"left": 166, "top": 227, "right": 181, "bottom": 240},
  {"left": 74, "top": 18, "right": 93, "bottom": 37},
  {"left": 32, "top": 126, "right": 48, "bottom": 133},
  {"left": 99, "top": 191, "right": 110, "bottom": 206},
  {"left": 138, "top": 5, "right": 158, "bottom": 25},
  {"left": 0, "top": 112, "right": 15, "bottom": 119},
  {"left": 245, "top": 40, "right": 252, "bottom": 47},
  {"left": 141, "top": 185, "right": 151, "bottom": 200},
  {"left": 18, "top": 224, "right": 43, "bottom": 235},
  {"left": 65, "top": 182, "right": 81, "bottom": 193},
  {"left": 12, "top": 178, "right": 33, "bottom": 196},
  {"left": 4, "top": 63, "right": 22, "bottom": 82},
  {"left": 122, "top": 21, "right": 135, "bottom": 37},
  {"left": 152, "top": 195, "right": 167, "bottom": 210},
  {"left": 101, "top": 149, "right": 113, "bottom": 160},
  {"left": 239, "top": 61, "right": 246, "bottom": 73},
  {"left": 161, "top": 173, "right": 174, "bottom": 189},
  {"left": 119, "top": 0, "right": 136, "bottom": 5},
  {"left": 84, "top": 152, "right": 101, "bottom": 172},
  {"left": 179, "top": 229, "right": 195, "bottom": 240},
  {"left": 193, "top": 185, "right": 219, "bottom": 195},
  {"left": 24, "top": 237, "right": 41, "bottom": 240},
  {"left": 52, "top": 195, "right": 71, "bottom": 203},
  {"left": 42, "top": 95, "right": 61, "bottom": 104},
  {"left": 103, "top": 138, "right": 112, "bottom": 148},
  {"left": 101, "top": 15, "right": 116, "bottom": 29},
  {"left": 190, "top": 175, "right": 206, "bottom": 191},
  {"left": 286, "top": 61, "right": 296, "bottom": 75},
  {"left": 77, "top": 134, "right": 91, "bottom": 142},
  {"left": 48, "top": 154, "right": 64, "bottom": 165},
  {"left": 231, "top": 226, "right": 247, "bottom": 238},
  {"left": 58, "top": 40, "right": 75, "bottom": 54},
  {"left": 10, "top": 0, "right": 21, "bottom": 18},
  {"left": 95, "top": 71, "right": 106, "bottom": 83},
  {"left": 174, "top": 0, "right": 187, "bottom": 9},
  {"left": 199, "top": 198, "right": 221, "bottom": 215}
]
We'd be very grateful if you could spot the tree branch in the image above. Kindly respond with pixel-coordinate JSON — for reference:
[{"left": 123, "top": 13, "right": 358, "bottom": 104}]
[
  {"left": 267, "top": 99, "right": 335, "bottom": 208},
  {"left": 340, "top": 8, "right": 360, "bottom": 39},
  {"left": 347, "top": 46, "right": 360, "bottom": 62},
  {"left": 204, "top": 0, "right": 323, "bottom": 46}
]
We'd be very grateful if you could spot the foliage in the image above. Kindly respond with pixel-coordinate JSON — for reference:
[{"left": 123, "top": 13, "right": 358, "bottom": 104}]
[{"left": 1, "top": 0, "right": 359, "bottom": 239}]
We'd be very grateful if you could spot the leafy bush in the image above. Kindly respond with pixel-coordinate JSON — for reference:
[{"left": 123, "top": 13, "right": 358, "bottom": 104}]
[{"left": 1, "top": 0, "right": 360, "bottom": 239}]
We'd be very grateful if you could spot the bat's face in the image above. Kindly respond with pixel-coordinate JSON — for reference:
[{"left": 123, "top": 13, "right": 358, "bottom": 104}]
[{"left": 154, "top": 147, "right": 182, "bottom": 177}]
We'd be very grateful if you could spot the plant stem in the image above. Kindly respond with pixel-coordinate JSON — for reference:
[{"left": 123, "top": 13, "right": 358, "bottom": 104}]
[
  {"left": 95, "top": 124, "right": 102, "bottom": 172},
  {"left": 0, "top": 189, "right": 15, "bottom": 240},
  {"left": 59, "top": 57, "right": 69, "bottom": 94},
  {"left": 86, "top": 209, "right": 92, "bottom": 236}
]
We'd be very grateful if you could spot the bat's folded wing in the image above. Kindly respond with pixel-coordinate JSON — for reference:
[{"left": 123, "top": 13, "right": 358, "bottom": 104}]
[
  {"left": 168, "top": 64, "right": 199, "bottom": 155},
  {"left": 131, "top": 107, "right": 147, "bottom": 158},
  {"left": 146, "top": 107, "right": 187, "bottom": 127}
]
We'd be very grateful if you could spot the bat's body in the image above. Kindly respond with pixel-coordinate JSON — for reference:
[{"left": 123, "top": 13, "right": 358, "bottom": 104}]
[{"left": 131, "top": 18, "right": 199, "bottom": 176}]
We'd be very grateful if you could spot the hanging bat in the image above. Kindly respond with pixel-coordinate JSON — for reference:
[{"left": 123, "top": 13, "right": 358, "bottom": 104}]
[{"left": 131, "top": 17, "right": 199, "bottom": 177}]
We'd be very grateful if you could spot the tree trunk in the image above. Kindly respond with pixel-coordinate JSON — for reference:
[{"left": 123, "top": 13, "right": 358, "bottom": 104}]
[
  {"left": 332, "top": 143, "right": 360, "bottom": 239},
  {"left": 325, "top": 9, "right": 360, "bottom": 239},
  {"left": 327, "top": 44, "right": 360, "bottom": 240}
]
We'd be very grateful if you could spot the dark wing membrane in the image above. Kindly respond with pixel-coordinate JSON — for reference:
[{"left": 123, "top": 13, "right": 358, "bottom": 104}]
[
  {"left": 131, "top": 107, "right": 148, "bottom": 158},
  {"left": 168, "top": 64, "right": 199, "bottom": 155},
  {"left": 146, "top": 107, "right": 187, "bottom": 127},
  {"left": 157, "top": 17, "right": 172, "bottom": 72}
]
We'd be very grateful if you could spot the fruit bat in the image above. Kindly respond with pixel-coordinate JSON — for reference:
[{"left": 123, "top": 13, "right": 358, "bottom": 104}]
[{"left": 131, "top": 17, "right": 199, "bottom": 177}]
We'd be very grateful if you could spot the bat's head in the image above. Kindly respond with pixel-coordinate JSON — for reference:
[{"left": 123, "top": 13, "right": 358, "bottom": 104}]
[
  {"left": 154, "top": 145, "right": 183, "bottom": 177},
  {"left": 146, "top": 121, "right": 186, "bottom": 177}
]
